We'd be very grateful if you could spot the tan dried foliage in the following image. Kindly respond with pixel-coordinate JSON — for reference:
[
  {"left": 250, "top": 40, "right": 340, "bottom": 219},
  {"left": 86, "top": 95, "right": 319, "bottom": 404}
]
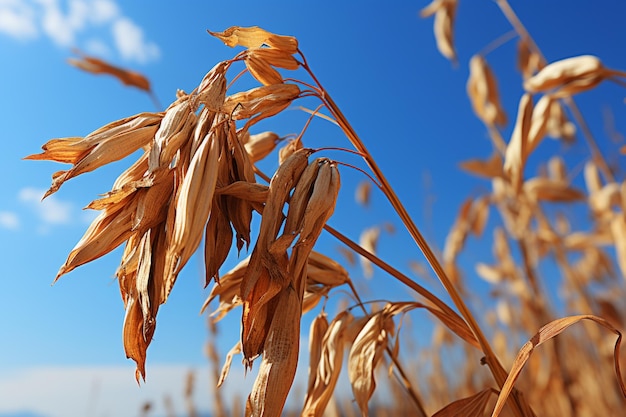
[
  {"left": 491, "top": 315, "right": 626, "bottom": 417},
  {"left": 433, "top": 388, "right": 496, "bottom": 417},
  {"left": 302, "top": 312, "right": 366, "bottom": 417},
  {"left": 517, "top": 38, "right": 542, "bottom": 80},
  {"left": 524, "top": 55, "right": 626, "bottom": 97},
  {"left": 201, "top": 250, "right": 350, "bottom": 323},
  {"left": 347, "top": 303, "right": 416, "bottom": 416},
  {"left": 356, "top": 180, "right": 372, "bottom": 207},
  {"left": 209, "top": 26, "right": 298, "bottom": 53},
  {"left": 503, "top": 93, "right": 534, "bottom": 191},
  {"left": 421, "top": 0, "right": 458, "bottom": 63},
  {"left": 467, "top": 54, "right": 507, "bottom": 126},
  {"left": 243, "top": 131, "right": 281, "bottom": 162},
  {"left": 26, "top": 112, "right": 162, "bottom": 198},
  {"left": 68, "top": 50, "right": 151, "bottom": 92},
  {"left": 359, "top": 226, "right": 381, "bottom": 279},
  {"left": 28, "top": 27, "right": 311, "bottom": 383},
  {"left": 459, "top": 152, "right": 504, "bottom": 179}
]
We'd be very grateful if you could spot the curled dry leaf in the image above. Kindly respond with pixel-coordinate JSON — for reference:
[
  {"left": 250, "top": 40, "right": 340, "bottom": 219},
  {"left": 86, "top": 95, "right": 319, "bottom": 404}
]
[
  {"left": 355, "top": 180, "right": 372, "bottom": 207},
  {"left": 209, "top": 26, "right": 298, "bottom": 54},
  {"left": 348, "top": 303, "right": 413, "bottom": 416},
  {"left": 517, "top": 38, "right": 543, "bottom": 80},
  {"left": 433, "top": 388, "right": 497, "bottom": 417},
  {"left": 302, "top": 312, "right": 363, "bottom": 417},
  {"left": 444, "top": 197, "right": 491, "bottom": 265},
  {"left": 222, "top": 83, "right": 301, "bottom": 129},
  {"left": 306, "top": 312, "right": 330, "bottom": 397},
  {"left": 26, "top": 112, "right": 162, "bottom": 198},
  {"left": 244, "top": 48, "right": 300, "bottom": 86},
  {"left": 523, "top": 55, "right": 623, "bottom": 97},
  {"left": 420, "top": 0, "right": 458, "bottom": 63},
  {"left": 359, "top": 226, "right": 381, "bottom": 279},
  {"left": 467, "top": 54, "right": 507, "bottom": 126},
  {"left": 490, "top": 315, "right": 626, "bottom": 417},
  {"left": 522, "top": 177, "right": 585, "bottom": 202},
  {"left": 246, "top": 286, "right": 301, "bottom": 417},
  {"left": 504, "top": 93, "right": 534, "bottom": 191},
  {"left": 68, "top": 50, "right": 151, "bottom": 92},
  {"left": 459, "top": 152, "right": 504, "bottom": 179}
]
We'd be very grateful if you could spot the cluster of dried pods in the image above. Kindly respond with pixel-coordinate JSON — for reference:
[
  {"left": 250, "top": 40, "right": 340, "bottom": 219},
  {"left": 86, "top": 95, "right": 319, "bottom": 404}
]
[{"left": 27, "top": 26, "right": 347, "bottom": 416}]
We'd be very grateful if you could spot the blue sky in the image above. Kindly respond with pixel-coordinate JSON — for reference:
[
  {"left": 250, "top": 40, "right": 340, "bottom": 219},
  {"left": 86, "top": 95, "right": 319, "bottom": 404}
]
[{"left": 1, "top": 1, "right": 626, "bottom": 417}]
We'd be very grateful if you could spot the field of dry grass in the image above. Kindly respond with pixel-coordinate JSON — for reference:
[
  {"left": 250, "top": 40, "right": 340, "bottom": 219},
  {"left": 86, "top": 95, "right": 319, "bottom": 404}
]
[{"left": 27, "top": 1, "right": 626, "bottom": 416}]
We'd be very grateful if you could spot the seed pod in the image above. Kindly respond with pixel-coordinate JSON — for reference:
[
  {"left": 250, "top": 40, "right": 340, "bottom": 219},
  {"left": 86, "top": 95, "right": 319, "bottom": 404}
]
[
  {"left": 248, "top": 48, "right": 299, "bottom": 70},
  {"left": 420, "top": 0, "right": 458, "bottom": 63},
  {"left": 467, "top": 54, "right": 507, "bottom": 126},
  {"left": 209, "top": 26, "right": 298, "bottom": 54},
  {"left": 27, "top": 113, "right": 162, "bottom": 198},
  {"left": 524, "top": 55, "right": 606, "bottom": 97},
  {"left": 504, "top": 93, "right": 534, "bottom": 190},
  {"left": 246, "top": 286, "right": 301, "bottom": 417},
  {"left": 245, "top": 54, "right": 284, "bottom": 86},
  {"left": 278, "top": 138, "right": 303, "bottom": 164},
  {"left": 244, "top": 131, "right": 280, "bottom": 162},
  {"left": 165, "top": 129, "right": 221, "bottom": 283}
]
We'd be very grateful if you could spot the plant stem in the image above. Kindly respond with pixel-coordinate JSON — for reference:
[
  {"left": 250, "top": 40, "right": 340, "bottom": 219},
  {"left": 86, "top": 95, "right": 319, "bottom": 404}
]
[{"left": 300, "top": 59, "right": 532, "bottom": 416}]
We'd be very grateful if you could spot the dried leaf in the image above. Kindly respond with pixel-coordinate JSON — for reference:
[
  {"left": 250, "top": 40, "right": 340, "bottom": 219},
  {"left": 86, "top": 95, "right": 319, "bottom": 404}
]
[
  {"left": 359, "top": 226, "right": 380, "bottom": 279},
  {"left": 421, "top": 0, "right": 458, "bottom": 63},
  {"left": 467, "top": 54, "right": 507, "bottom": 126},
  {"left": 246, "top": 286, "right": 301, "bottom": 417},
  {"left": 355, "top": 180, "right": 372, "bottom": 207},
  {"left": 504, "top": 93, "right": 534, "bottom": 190},
  {"left": 517, "top": 38, "right": 542, "bottom": 80},
  {"left": 491, "top": 315, "right": 625, "bottom": 417},
  {"left": 218, "top": 342, "right": 242, "bottom": 387},
  {"left": 302, "top": 312, "right": 362, "bottom": 417},
  {"left": 524, "top": 55, "right": 608, "bottom": 97},
  {"left": 523, "top": 178, "right": 585, "bottom": 202},
  {"left": 68, "top": 50, "right": 151, "bottom": 92},
  {"left": 209, "top": 26, "right": 298, "bottom": 53},
  {"left": 459, "top": 152, "right": 503, "bottom": 179},
  {"left": 433, "top": 388, "right": 496, "bottom": 417},
  {"left": 27, "top": 113, "right": 162, "bottom": 197}
]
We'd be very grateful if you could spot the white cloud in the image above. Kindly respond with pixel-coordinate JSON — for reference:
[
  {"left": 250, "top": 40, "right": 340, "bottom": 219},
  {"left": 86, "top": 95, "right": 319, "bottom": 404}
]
[
  {"left": 0, "top": 211, "right": 19, "bottom": 229},
  {"left": 84, "top": 36, "right": 111, "bottom": 56},
  {"left": 112, "top": 16, "right": 160, "bottom": 64},
  {"left": 18, "top": 187, "right": 73, "bottom": 226},
  {"left": 0, "top": 0, "right": 39, "bottom": 40},
  {"left": 90, "top": 0, "right": 118, "bottom": 24},
  {"left": 0, "top": 0, "right": 159, "bottom": 63}
]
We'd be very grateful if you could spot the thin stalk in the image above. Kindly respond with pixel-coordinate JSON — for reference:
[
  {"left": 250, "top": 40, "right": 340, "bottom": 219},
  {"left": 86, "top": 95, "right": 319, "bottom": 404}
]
[
  {"left": 325, "top": 225, "right": 479, "bottom": 349},
  {"left": 300, "top": 56, "right": 531, "bottom": 416}
]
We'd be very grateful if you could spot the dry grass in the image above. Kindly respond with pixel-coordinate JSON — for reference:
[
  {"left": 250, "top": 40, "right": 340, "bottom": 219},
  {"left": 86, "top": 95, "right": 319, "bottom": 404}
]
[{"left": 27, "top": 1, "right": 626, "bottom": 416}]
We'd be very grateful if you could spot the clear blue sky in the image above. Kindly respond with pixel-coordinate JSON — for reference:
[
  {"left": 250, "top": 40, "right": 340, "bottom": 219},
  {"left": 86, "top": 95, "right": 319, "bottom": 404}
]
[{"left": 1, "top": 1, "right": 625, "bottom": 417}]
